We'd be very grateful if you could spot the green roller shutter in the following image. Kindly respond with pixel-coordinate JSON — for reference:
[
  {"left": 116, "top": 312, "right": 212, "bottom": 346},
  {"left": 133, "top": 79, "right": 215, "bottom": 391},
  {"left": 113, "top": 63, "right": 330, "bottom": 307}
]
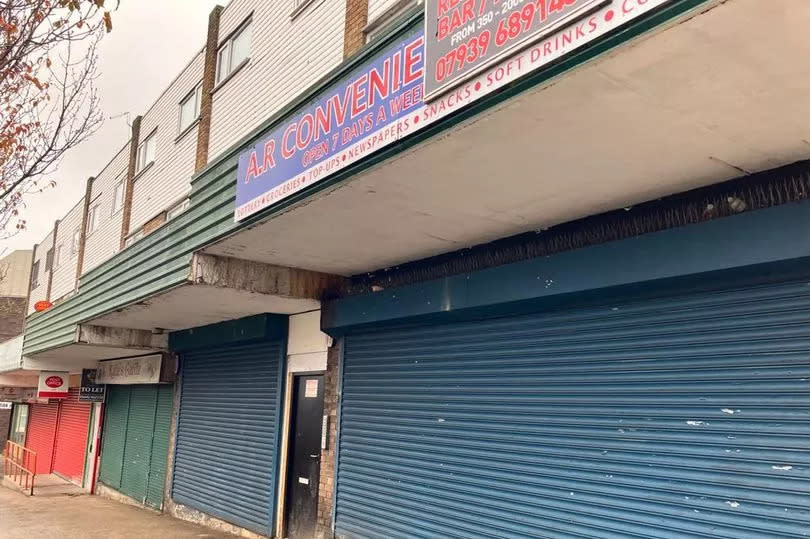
[
  {"left": 99, "top": 385, "right": 130, "bottom": 489},
  {"left": 99, "top": 384, "right": 173, "bottom": 509},
  {"left": 147, "top": 385, "right": 173, "bottom": 508},
  {"left": 121, "top": 386, "right": 158, "bottom": 504}
]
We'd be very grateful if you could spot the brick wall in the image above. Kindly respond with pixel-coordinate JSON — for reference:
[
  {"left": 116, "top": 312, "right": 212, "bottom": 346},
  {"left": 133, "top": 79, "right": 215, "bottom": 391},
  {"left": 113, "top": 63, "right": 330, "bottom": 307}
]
[
  {"left": 120, "top": 115, "right": 142, "bottom": 247},
  {"left": 195, "top": 6, "right": 222, "bottom": 173},
  {"left": 344, "top": 0, "right": 369, "bottom": 58},
  {"left": 75, "top": 176, "right": 94, "bottom": 281},
  {"left": 315, "top": 339, "right": 340, "bottom": 538},
  {"left": 142, "top": 211, "right": 167, "bottom": 236},
  {"left": 0, "top": 296, "right": 26, "bottom": 343},
  {"left": 0, "top": 407, "right": 10, "bottom": 451}
]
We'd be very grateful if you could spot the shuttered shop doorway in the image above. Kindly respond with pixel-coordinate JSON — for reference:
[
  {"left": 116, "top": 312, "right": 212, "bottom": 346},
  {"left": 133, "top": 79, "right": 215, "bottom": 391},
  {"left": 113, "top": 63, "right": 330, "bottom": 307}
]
[
  {"left": 98, "top": 384, "right": 173, "bottom": 509},
  {"left": 52, "top": 388, "right": 91, "bottom": 483},
  {"left": 336, "top": 278, "right": 810, "bottom": 538},
  {"left": 26, "top": 402, "right": 58, "bottom": 475},
  {"left": 172, "top": 340, "right": 284, "bottom": 536}
]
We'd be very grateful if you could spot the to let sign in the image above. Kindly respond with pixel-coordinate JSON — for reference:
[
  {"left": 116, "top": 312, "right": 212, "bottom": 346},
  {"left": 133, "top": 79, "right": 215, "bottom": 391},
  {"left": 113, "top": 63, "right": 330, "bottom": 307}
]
[
  {"left": 79, "top": 369, "right": 106, "bottom": 403},
  {"left": 425, "top": 0, "right": 608, "bottom": 99}
]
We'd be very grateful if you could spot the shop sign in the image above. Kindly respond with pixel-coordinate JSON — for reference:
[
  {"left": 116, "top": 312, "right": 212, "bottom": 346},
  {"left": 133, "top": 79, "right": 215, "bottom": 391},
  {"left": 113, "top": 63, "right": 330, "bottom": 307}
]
[
  {"left": 0, "top": 387, "right": 38, "bottom": 403},
  {"left": 79, "top": 369, "right": 106, "bottom": 403},
  {"left": 235, "top": 0, "right": 672, "bottom": 220},
  {"left": 424, "top": 0, "right": 608, "bottom": 99},
  {"left": 37, "top": 371, "right": 69, "bottom": 399},
  {"left": 96, "top": 354, "right": 162, "bottom": 385},
  {"left": 0, "top": 402, "right": 11, "bottom": 410}
]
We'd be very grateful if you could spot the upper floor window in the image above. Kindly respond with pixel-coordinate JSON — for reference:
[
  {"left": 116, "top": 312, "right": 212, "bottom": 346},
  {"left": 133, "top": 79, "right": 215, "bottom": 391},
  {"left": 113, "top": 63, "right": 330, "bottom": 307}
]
[
  {"left": 365, "top": 0, "right": 420, "bottom": 42},
  {"left": 30, "top": 261, "right": 40, "bottom": 289},
  {"left": 216, "top": 21, "right": 252, "bottom": 85},
  {"left": 54, "top": 244, "right": 63, "bottom": 268},
  {"left": 179, "top": 84, "right": 202, "bottom": 133},
  {"left": 87, "top": 204, "right": 99, "bottom": 235},
  {"left": 112, "top": 180, "right": 125, "bottom": 214},
  {"left": 72, "top": 229, "right": 81, "bottom": 254},
  {"left": 136, "top": 131, "right": 156, "bottom": 173},
  {"left": 44, "top": 248, "right": 54, "bottom": 272},
  {"left": 291, "top": 0, "right": 318, "bottom": 16}
]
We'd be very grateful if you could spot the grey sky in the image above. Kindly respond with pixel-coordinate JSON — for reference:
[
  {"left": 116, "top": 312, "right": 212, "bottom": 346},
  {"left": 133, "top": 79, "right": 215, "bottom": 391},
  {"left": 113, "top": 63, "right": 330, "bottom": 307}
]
[{"left": 4, "top": 0, "right": 225, "bottom": 252}]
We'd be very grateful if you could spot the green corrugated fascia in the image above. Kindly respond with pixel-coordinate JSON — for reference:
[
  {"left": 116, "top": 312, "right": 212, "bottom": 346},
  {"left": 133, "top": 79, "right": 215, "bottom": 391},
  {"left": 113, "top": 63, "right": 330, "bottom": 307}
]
[
  {"left": 22, "top": 0, "right": 711, "bottom": 356},
  {"left": 24, "top": 161, "right": 235, "bottom": 355}
]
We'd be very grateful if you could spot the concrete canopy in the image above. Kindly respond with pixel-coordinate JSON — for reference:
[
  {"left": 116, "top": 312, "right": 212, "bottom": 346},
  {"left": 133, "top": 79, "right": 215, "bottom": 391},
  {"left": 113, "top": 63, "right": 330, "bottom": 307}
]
[
  {"left": 80, "top": 253, "right": 342, "bottom": 333},
  {"left": 204, "top": 0, "right": 810, "bottom": 277}
]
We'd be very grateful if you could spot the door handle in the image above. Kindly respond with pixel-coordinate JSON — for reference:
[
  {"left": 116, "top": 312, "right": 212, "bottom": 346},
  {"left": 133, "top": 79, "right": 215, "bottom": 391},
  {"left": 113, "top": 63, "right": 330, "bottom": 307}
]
[{"left": 310, "top": 454, "right": 320, "bottom": 458}]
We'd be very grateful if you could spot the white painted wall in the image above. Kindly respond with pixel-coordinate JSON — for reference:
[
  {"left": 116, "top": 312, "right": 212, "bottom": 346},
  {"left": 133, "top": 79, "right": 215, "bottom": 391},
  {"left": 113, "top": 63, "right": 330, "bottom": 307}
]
[
  {"left": 0, "top": 250, "right": 32, "bottom": 297},
  {"left": 50, "top": 199, "right": 85, "bottom": 302},
  {"left": 0, "top": 335, "right": 23, "bottom": 373},
  {"left": 82, "top": 143, "right": 130, "bottom": 274},
  {"left": 27, "top": 230, "right": 53, "bottom": 314},
  {"left": 287, "top": 310, "right": 328, "bottom": 372},
  {"left": 130, "top": 50, "right": 205, "bottom": 232},
  {"left": 207, "top": 0, "right": 346, "bottom": 161}
]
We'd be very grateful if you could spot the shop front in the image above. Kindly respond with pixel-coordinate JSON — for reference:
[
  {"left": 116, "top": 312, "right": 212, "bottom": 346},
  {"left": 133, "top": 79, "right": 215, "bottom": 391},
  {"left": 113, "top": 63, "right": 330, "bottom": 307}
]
[
  {"left": 24, "top": 388, "right": 94, "bottom": 485},
  {"left": 169, "top": 314, "right": 288, "bottom": 537},
  {"left": 323, "top": 186, "right": 810, "bottom": 538},
  {"left": 96, "top": 354, "right": 175, "bottom": 509}
]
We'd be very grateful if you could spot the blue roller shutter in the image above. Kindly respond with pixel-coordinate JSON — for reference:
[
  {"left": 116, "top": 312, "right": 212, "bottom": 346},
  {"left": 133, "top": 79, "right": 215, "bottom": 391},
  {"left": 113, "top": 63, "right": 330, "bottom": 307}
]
[
  {"left": 336, "top": 278, "right": 810, "bottom": 538},
  {"left": 172, "top": 340, "right": 284, "bottom": 536}
]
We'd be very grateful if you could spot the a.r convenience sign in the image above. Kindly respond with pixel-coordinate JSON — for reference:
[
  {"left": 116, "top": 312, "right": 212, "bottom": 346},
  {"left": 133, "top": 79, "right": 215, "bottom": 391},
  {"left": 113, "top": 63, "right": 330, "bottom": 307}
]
[{"left": 234, "top": 0, "right": 674, "bottom": 221}]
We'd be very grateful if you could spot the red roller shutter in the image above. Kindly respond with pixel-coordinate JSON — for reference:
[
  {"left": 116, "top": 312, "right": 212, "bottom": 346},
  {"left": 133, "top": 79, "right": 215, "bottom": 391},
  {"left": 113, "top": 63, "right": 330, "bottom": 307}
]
[
  {"left": 52, "top": 389, "right": 90, "bottom": 484},
  {"left": 26, "top": 402, "right": 58, "bottom": 475}
]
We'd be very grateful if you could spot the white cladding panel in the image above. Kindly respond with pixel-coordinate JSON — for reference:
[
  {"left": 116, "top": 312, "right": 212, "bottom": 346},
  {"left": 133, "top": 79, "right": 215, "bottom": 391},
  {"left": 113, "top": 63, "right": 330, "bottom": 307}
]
[
  {"left": 288, "top": 310, "right": 329, "bottom": 356},
  {"left": 130, "top": 50, "right": 205, "bottom": 231},
  {"left": 368, "top": 0, "right": 404, "bottom": 22},
  {"left": 83, "top": 143, "right": 130, "bottom": 274},
  {"left": 0, "top": 335, "right": 24, "bottom": 373},
  {"left": 50, "top": 199, "right": 85, "bottom": 302},
  {"left": 27, "top": 231, "right": 53, "bottom": 314},
  {"left": 27, "top": 284, "right": 47, "bottom": 315},
  {"left": 207, "top": 0, "right": 346, "bottom": 161}
]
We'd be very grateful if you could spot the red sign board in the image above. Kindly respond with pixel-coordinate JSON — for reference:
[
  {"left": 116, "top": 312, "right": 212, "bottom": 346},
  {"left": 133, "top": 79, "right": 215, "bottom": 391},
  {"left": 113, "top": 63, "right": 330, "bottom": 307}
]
[
  {"left": 34, "top": 300, "right": 53, "bottom": 312},
  {"left": 37, "top": 371, "right": 69, "bottom": 399}
]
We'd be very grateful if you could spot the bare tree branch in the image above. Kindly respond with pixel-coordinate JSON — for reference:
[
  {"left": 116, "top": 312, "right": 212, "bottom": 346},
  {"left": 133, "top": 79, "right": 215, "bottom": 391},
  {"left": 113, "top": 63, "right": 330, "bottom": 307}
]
[{"left": 0, "top": 0, "right": 115, "bottom": 239}]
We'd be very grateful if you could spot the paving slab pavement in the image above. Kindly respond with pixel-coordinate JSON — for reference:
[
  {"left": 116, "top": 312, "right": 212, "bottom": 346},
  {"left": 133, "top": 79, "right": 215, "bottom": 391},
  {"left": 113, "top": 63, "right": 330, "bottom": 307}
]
[{"left": 0, "top": 483, "right": 236, "bottom": 539}]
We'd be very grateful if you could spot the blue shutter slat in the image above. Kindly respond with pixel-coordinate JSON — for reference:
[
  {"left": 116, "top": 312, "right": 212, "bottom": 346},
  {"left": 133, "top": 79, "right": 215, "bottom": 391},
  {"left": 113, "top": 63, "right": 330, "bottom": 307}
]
[
  {"left": 336, "top": 278, "right": 810, "bottom": 539},
  {"left": 172, "top": 341, "right": 283, "bottom": 536}
]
